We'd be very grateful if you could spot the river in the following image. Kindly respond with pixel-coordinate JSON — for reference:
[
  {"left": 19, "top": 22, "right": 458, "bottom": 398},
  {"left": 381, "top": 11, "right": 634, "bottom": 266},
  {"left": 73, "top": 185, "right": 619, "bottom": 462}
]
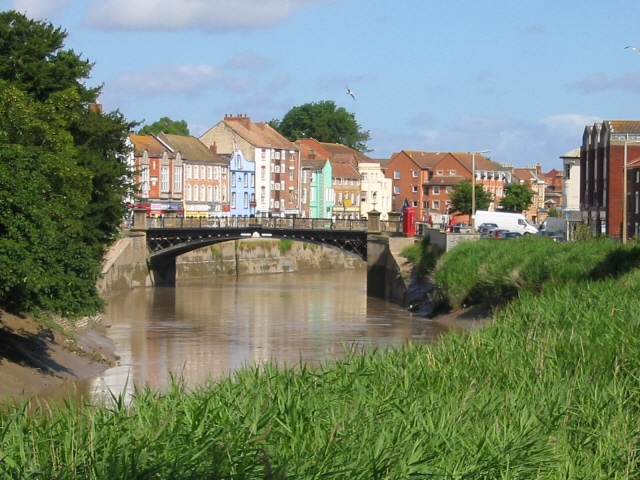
[{"left": 45, "top": 269, "right": 454, "bottom": 405}]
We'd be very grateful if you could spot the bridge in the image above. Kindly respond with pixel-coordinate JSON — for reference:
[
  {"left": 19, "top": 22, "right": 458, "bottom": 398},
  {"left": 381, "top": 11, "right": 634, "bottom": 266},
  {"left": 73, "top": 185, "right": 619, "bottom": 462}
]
[{"left": 130, "top": 210, "right": 402, "bottom": 291}]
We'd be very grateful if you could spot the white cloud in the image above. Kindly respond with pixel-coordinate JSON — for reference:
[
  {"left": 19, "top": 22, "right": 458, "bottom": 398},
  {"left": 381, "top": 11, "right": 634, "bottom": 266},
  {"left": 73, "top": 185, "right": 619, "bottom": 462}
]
[
  {"left": 5, "top": 0, "right": 68, "bottom": 20},
  {"left": 540, "top": 113, "right": 600, "bottom": 135},
  {"left": 109, "top": 63, "right": 252, "bottom": 96},
  {"left": 569, "top": 73, "right": 640, "bottom": 94},
  {"left": 84, "top": 0, "right": 337, "bottom": 31},
  {"left": 224, "top": 52, "right": 270, "bottom": 70}
]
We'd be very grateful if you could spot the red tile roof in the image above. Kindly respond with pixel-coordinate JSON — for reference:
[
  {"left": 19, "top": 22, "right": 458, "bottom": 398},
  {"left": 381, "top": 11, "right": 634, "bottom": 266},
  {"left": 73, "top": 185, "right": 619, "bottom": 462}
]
[{"left": 130, "top": 134, "right": 172, "bottom": 158}]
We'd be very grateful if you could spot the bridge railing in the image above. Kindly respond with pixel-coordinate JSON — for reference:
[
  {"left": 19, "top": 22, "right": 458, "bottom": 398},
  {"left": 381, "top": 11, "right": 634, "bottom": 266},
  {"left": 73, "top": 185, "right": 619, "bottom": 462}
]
[{"left": 147, "top": 216, "right": 370, "bottom": 231}]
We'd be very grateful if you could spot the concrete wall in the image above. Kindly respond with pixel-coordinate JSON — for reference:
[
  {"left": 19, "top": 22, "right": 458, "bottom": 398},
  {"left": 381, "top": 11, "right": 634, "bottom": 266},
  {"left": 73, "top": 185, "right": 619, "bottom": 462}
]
[
  {"left": 367, "top": 236, "right": 409, "bottom": 306},
  {"left": 97, "top": 232, "right": 152, "bottom": 295},
  {"left": 418, "top": 226, "right": 478, "bottom": 251}
]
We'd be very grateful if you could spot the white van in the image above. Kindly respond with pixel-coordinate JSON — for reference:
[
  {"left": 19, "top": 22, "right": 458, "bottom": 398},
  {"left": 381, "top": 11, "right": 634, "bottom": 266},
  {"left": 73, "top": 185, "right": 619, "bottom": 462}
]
[{"left": 473, "top": 210, "right": 539, "bottom": 235}]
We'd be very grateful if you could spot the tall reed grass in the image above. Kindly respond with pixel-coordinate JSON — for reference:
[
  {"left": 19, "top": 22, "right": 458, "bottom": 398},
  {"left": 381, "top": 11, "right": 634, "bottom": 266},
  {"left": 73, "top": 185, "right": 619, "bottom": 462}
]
[{"left": 1, "top": 237, "right": 640, "bottom": 478}]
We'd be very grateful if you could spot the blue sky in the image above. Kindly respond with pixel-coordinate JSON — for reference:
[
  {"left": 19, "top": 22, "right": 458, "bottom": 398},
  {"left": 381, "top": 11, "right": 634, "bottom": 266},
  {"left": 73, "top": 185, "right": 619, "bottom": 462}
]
[{"left": 3, "top": 0, "right": 640, "bottom": 171}]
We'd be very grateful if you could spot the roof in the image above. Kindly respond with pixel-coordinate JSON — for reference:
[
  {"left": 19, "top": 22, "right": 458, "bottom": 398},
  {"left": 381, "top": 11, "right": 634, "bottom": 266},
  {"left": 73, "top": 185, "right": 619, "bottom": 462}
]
[
  {"left": 424, "top": 175, "right": 467, "bottom": 186},
  {"left": 606, "top": 120, "right": 640, "bottom": 134},
  {"left": 297, "top": 138, "right": 332, "bottom": 160},
  {"left": 389, "top": 150, "right": 446, "bottom": 169},
  {"left": 560, "top": 147, "right": 580, "bottom": 159},
  {"left": 319, "top": 142, "right": 373, "bottom": 165},
  {"left": 129, "top": 134, "right": 172, "bottom": 158},
  {"left": 223, "top": 115, "right": 297, "bottom": 150},
  {"left": 331, "top": 160, "right": 360, "bottom": 179},
  {"left": 156, "top": 133, "right": 222, "bottom": 163},
  {"left": 448, "top": 152, "right": 507, "bottom": 173}
]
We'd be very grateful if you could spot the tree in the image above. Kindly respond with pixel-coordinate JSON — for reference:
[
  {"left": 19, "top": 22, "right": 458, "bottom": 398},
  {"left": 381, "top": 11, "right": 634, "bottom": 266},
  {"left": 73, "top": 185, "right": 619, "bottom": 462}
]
[
  {"left": 270, "top": 101, "right": 371, "bottom": 152},
  {"left": 139, "top": 117, "right": 189, "bottom": 136},
  {"left": 499, "top": 183, "right": 533, "bottom": 213},
  {"left": 0, "top": 10, "right": 98, "bottom": 103},
  {"left": 448, "top": 179, "right": 492, "bottom": 217},
  {"left": 0, "top": 11, "right": 135, "bottom": 317}
]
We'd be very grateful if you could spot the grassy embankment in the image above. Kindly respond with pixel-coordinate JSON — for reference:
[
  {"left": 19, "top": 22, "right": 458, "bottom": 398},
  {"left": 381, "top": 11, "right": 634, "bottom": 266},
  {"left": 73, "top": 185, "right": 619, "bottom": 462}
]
[{"left": 2, "top": 235, "right": 640, "bottom": 478}]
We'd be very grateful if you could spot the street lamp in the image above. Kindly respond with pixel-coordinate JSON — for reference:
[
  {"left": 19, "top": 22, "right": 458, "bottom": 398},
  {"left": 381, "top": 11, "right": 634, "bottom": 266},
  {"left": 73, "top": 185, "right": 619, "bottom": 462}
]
[
  {"left": 623, "top": 140, "right": 640, "bottom": 244},
  {"left": 471, "top": 150, "right": 490, "bottom": 231},
  {"left": 372, "top": 191, "right": 378, "bottom": 211}
]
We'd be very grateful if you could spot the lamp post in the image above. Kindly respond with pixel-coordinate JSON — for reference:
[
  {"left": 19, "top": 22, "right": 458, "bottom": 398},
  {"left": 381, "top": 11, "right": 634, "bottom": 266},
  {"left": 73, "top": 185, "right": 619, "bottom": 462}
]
[
  {"left": 623, "top": 140, "right": 640, "bottom": 244},
  {"left": 372, "top": 191, "right": 378, "bottom": 211},
  {"left": 471, "top": 150, "right": 490, "bottom": 231}
]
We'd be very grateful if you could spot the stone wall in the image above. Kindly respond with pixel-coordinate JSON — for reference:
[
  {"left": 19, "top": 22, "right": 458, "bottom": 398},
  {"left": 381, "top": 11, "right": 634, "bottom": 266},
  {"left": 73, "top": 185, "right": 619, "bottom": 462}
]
[
  {"left": 97, "top": 232, "right": 152, "bottom": 294},
  {"left": 176, "top": 239, "right": 365, "bottom": 278}
]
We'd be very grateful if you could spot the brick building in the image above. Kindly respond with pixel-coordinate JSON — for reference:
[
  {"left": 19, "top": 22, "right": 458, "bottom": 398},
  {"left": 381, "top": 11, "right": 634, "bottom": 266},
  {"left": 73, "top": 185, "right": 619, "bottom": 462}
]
[{"left": 581, "top": 120, "right": 640, "bottom": 239}]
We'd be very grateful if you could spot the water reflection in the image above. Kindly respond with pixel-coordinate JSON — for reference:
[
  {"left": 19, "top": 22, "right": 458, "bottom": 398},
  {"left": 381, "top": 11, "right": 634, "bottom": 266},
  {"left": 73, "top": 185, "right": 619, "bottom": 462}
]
[{"left": 72, "top": 270, "right": 449, "bottom": 404}]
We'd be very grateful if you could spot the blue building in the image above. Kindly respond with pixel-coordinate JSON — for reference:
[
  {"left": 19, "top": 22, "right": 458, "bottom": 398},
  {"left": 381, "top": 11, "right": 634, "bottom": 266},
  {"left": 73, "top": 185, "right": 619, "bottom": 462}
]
[{"left": 229, "top": 138, "right": 256, "bottom": 217}]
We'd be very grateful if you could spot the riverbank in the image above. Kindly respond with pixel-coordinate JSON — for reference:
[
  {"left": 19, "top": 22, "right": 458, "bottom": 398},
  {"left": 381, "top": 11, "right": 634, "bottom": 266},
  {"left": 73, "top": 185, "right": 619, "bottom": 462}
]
[
  {"left": 0, "top": 304, "right": 490, "bottom": 403},
  {"left": 0, "top": 310, "right": 119, "bottom": 403}
]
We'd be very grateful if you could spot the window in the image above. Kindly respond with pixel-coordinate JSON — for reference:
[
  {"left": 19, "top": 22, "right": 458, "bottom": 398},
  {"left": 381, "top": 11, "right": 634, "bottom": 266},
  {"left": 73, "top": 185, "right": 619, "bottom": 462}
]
[
  {"left": 207, "top": 166, "right": 213, "bottom": 180},
  {"left": 243, "top": 173, "right": 249, "bottom": 188},
  {"left": 274, "top": 151, "right": 281, "bottom": 160},
  {"left": 433, "top": 201, "right": 440, "bottom": 209},
  {"left": 394, "top": 170, "right": 401, "bottom": 179},
  {"left": 394, "top": 185, "right": 401, "bottom": 195},
  {"left": 193, "top": 185, "right": 199, "bottom": 201},
  {"left": 173, "top": 166, "right": 182, "bottom": 192},
  {"left": 214, "top": 166, "right": 220, "bottom": 180},
  {"left": 160, "top": 167, "right": 169, "bottom": 192},
  {"left": 193, "top": 166, "right": 199, "bottom": 180},
  {"left": 244, "top": 192, "right": 249, "bottom": 209},
  {"left": 201, "top": 166, "right": 205, "bottom": 179},
  {"left": 412, "top": 170, "right": 418, "bottom": 178},
  {"left": 289, "top": 151, "right": 295, "bottom": 161},
  {"left": 565, "top": 163, "right": 571, "bottom": 180},
  {"left": 412, "top": 186, "right": 418, "bottom": 193},
  {"left": 201, "top": 185, "right": 205, "bottom": 202},
  {"left": 432, "top": 186, "right": 440, "bottom": 194},
  {"left": 231, "top": 192, "right": 236, "bottom": 208},
  {"left": 289, "top": 167, "right": 294, "bottom": 181},
  {"left": 446, "top": 186, "right": 452, "bottom": 193},
  {"left": 448, "top": 170, "right": 456, "bottom": 175},
  {"left": 185, "top": 165, "right": 192, "bottom": 179},
  {"left": 261, "top": 165, "right": 267, "bottom": 180},
  {"left": 361, "top": 172, "right": 367, "bottom": 181},
  {"left": 186, "top": 184, "right": 192, "bottom": 201},
  {"left": 231, "top": 172, "right": 236, "bottom": 187},
  {"left": 412, "top": 201, "right": 418, "bottom": 208},
  {"left": 141, "top": 166, "right": 150, "bottom": 195}
]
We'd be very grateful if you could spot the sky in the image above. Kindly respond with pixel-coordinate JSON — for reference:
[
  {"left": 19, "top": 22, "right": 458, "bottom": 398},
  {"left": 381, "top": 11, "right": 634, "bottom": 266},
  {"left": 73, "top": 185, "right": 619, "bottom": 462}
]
[{"left": 3, "top": 0, "right": 640, "bottom": 171}]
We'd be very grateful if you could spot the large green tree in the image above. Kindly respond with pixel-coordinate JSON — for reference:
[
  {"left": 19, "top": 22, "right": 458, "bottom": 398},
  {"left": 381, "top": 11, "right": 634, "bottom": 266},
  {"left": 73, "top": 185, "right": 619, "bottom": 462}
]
[
  {"left": 139, "top": 117, "right": 189, "bottom": 136},
  {"left": 0, "top": 11, "right": 135, "bottom": 316},
  {"left": 499, "top": 183, "right": 533, "bottom": 213},
  {"left": 449, "top": 179, "right": 493, "bottom": 217},
  {"left": 270, "top": 101, "right": 371, "bottom": 152}
]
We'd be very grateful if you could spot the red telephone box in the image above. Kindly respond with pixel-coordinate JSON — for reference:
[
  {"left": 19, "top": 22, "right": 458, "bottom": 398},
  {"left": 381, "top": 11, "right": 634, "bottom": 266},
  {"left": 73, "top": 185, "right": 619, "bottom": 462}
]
[{"left": 403, "top": 207, "right": 416, "bottom": 235}]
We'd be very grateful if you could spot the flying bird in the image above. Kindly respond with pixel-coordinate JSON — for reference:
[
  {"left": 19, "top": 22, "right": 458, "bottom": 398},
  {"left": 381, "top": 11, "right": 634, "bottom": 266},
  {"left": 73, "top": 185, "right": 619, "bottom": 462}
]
[
  {"left": 626, "top": 45, "right": 640, "bottom": 54},
  {"left": 346, "top": 87, "right": 355, "bottom": 100}
]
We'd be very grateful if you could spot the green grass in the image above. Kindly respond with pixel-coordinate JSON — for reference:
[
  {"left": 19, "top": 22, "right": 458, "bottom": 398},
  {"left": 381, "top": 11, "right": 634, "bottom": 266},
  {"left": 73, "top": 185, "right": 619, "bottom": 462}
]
[{"left": 2, "top": 237, "right": 640, "bottom": 478}]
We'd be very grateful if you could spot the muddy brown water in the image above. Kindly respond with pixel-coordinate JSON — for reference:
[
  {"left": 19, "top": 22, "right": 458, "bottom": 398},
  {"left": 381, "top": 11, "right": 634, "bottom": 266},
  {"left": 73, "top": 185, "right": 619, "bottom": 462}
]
[{"left": 40, "top": 270, "right": 461, "bottom": 405}]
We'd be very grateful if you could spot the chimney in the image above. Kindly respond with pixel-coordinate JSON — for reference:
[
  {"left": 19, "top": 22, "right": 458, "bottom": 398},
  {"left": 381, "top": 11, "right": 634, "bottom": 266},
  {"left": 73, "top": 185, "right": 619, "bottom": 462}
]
[
  {"left": 225, "top": 113, "right": 251, "bottom": 128},
  {"left": 209, "top": 141, "right": 217, "bottom": 155},
  {"left": 89, "top": 103, "right": 103, "bottom": 114}
]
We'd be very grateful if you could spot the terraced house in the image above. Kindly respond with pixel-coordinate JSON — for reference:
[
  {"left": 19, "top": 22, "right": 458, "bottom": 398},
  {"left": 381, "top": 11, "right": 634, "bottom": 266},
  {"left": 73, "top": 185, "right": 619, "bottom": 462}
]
[{"left": 200, "top": 114, "right": 301, "bottom": 218}]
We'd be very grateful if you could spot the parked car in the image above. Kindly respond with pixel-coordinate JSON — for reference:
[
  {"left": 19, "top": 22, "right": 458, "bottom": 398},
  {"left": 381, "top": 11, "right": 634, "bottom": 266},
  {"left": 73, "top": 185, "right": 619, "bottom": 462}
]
[
  {"left": 478, "top": 222, "right": 498, "bottom": 237},
  {"left": 486, "top": 228, "right": 509, "bottom": 238},
  {"left": 496, "top": 231, "right": 522, "bottom": 239}
]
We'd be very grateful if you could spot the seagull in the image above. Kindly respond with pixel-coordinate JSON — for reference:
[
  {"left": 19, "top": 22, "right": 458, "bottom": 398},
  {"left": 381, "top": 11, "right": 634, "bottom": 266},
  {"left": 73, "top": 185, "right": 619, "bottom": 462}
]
[
  {"left": 626, "top": 46, "right": 640, "bottom": 54},
  {"left": 346, "top": 87, "right": 355, "bottom": 100}
]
